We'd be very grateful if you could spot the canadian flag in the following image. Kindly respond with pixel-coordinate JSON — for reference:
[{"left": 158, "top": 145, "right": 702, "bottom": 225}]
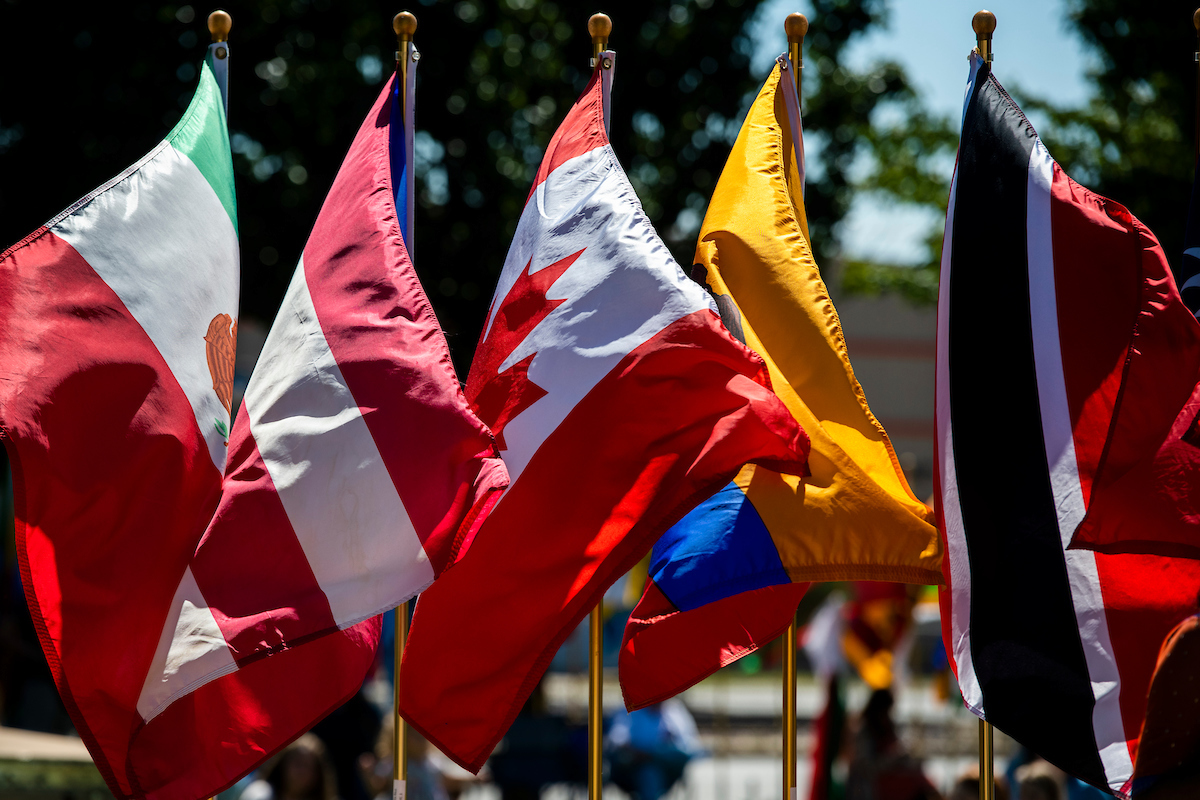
[{"left": 399, "top": 53, "right": 811, "bottom": 772}]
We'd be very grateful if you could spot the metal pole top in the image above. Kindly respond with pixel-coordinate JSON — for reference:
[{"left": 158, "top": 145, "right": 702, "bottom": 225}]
[
  {"left": 207, "top": 10, "right": 231, "bottom": 43},
  {"left": 588, "top": 13, "right": 613, "bottom": 42},
  {"left": 785, "top": 13, "right": 808, "bottom": 43},
  {"left": 973, "top": 10, "right": 996, "bottom": 63},
  {"left": 972, "top": 10, "right": 997, "bottom": 35},
  {"left": 394, "top": 11, "right": 417, "bottom": 42}
]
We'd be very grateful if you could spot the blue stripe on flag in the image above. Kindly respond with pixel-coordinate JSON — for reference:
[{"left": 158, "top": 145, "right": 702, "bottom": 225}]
[
  {"left": 389, "top": 74, "right": 411, "bottom": 250},
  {"left": 649, "top": 481, "right": 791, "bottom": 612}
]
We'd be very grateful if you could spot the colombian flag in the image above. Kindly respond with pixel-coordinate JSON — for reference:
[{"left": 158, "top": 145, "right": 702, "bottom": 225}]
[{"left": 620, "top": 55, "right": 942, "bottom": 710}]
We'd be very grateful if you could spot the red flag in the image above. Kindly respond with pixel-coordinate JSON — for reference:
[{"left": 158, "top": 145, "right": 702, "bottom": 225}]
[
  {"left": 6, "top": 64, "right": 504, "bottom": 799},
  {"left": 398, "top": 56, "right": 810, "bottom": 772}
]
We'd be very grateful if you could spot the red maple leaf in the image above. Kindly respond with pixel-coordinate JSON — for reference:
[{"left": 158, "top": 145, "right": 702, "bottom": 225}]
[{"left": 467, "top": 249, "right": 584, "bottom": 449}]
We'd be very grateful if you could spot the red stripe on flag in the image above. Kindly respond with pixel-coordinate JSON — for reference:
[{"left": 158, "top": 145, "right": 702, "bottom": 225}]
[
  {"left": 620, "top": 580, "right": 809, "bottom": 711},
  {"left": 128, "top": 617, "right": 380, "bottom": 799},
  {"left": 0, "top": 229, "right": 222, "bottom": 798},
  {"left": 401, "top": 309, "right": 809, "bottom": 772},
  {"left": 192, "top": 404, "right": 339, "bottom": 662},
  {"left": 301, "top": 82, "right": 505, "bottom": 576}
]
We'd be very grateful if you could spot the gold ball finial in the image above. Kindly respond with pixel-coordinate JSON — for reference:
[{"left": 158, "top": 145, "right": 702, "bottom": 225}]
[
  {"left": 973, "top": 10, "right": 997, "bottom": 35},
  {"left": 208, "top": 10, "right": 232, "bottom": 43},
  {"left": 393, "top": 11, "right": 417, "bottom": 40},
  {"left": 1193, "top": 8, "right": 1200, "bottom": 32},
  {"left": 588, "top": 13, "right": 613, "bottom": 40},
  {"left": 785, "top": 13, "right": 808, "bottom": 42}
]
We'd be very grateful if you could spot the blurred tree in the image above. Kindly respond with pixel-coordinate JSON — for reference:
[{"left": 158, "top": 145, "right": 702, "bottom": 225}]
[
  {"left": 801, "top": 0, "right": 956, "bottom": 307},
  {"left": 1022, "top": 2, "right": 1195, "bottom": 274},
  {"left": 0, "top": 0, "right": 948, "bottom": 367}
]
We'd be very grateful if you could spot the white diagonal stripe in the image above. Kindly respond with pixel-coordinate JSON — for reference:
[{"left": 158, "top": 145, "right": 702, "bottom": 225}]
[
  {"left": 937, "top": 164, "right": 983, "bottom": 714},
  {"left": 1026, "top": 139, "right": 1132, "bottom": 794},
  {"left": 244, "top": 261, "right": 435, "bottom": 625},
  {"left": 137, "top": 566, "right": 236, "bottom": 722}
]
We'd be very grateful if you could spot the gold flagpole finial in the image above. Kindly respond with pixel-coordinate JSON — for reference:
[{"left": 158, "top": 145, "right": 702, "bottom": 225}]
[
  {"left": 393, "top": 11, "right": 417, "bottom": 119},
  {"left": 784, "top": 13, "right": 807, "bottom": 101},
  {"left": 588, "top": 13, "right": 612, "bottom": 68},
  {"left": 208, "top": 10, "right": 232, "bottom": 43},
  {"left": 394, "top": 11, "right": 418, "bottom": 43},
  {"left": 973, "top": 10, "right": 996, "bottom": 64}
]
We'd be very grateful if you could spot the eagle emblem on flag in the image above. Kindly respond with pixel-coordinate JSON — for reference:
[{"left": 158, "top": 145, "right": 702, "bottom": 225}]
[{"left": 204, "top": 312, "right": 237, "bottom": 438}]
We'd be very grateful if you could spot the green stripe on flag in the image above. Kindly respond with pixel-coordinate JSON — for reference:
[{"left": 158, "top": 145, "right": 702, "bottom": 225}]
[{"left": 168, "top": 59, "right": 237, "bottom": 233}]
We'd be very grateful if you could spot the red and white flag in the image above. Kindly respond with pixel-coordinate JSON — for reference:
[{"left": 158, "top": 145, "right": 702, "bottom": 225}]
[
  {"left": 4, "top": 50, "right": 505, "bottom": 800},
  {"left": 399, "top": 54, "right": 811, "bottom": 772}
]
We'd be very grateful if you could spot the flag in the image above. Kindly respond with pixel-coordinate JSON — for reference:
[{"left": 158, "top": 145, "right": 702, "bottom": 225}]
[
  {"left": 2, "top": 46, "right": 238, "bottom": 798},
  {"left": 133, "top": 60, "right": 507, "bottom": 798},
  {"left": 398, "top": 53, "right": 810, "bottom": 773},
  {"left": 937, "top": 52, "right": 1200, "bottom": 798},
  {"left": 619, "top": 56, "right": 942, "bottom": 711},
  {"left": 5, "top": 43, "right": 506, "bottom": 800}
]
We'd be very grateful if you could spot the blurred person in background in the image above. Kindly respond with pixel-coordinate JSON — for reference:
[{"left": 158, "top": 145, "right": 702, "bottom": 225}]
[
  {"left": 946, "top": 770, "right": 1008, "bottom": 800},
  {"left": 606, "top": 698, "right": 703, "bottom": 800},
  {"left": 846, "top": 688, "right": 941, "bottom": 800},
  {"left": 239, "top": 733, "right": 338, "bottom": 800},
  {"left": 489, "top": 678, "right": 584, "bottom": 799},
  {"left": 360, "top": 715, "right": 473, "bottom": 800}
]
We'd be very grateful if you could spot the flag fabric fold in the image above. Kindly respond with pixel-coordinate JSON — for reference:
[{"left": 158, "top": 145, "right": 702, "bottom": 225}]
[
  {"left": 5, "top": 54, "right": 506, "bottom": 800},
  {"left": 2, "top": 53, "right": 238, "bottom": 800},
  {"left": 398, "top": 54, "right": 811, "bottom": 773},
  {"left": 937, "top": 53, "right": 1200, "bottom": 798},
  {"left": 132, "top": 72, "right": 507, "bottom": 798},
  {"left": 619, "top": 56, "right": 941, "bottom": 711}
]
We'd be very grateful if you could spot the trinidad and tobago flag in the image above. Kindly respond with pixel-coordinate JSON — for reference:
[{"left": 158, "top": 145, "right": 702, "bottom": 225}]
[
  {"left": 937, "top": 53, "right": 1200, "bottom": 797},
  {"left": 399, "top": 52, "right": 811, "bottom": 773}
]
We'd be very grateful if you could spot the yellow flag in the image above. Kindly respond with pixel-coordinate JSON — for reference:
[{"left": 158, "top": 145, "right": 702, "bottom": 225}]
[{"left": 694, "top": 59, "right": 942, "bottom": 584}]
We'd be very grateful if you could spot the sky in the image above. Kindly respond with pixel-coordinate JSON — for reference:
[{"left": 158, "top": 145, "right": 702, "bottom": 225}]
[{"left": 748, "top": 0, "right": 1097, "bottom": 265}]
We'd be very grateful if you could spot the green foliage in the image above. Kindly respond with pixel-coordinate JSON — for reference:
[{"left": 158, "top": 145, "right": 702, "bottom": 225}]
[
  {"left": 0, "top": 0, "right": 959, "bottom": 354},
  {"left": 1026, "top": 2, "right": 1195, "bottom": 266},
  {"left": 798, "top": 1, "right": 956, "bottom": 304}
]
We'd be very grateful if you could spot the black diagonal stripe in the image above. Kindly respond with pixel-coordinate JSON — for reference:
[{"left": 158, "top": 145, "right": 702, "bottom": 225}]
[{"left": 948, "top": 67, "right": 1109, "bottom": 791}]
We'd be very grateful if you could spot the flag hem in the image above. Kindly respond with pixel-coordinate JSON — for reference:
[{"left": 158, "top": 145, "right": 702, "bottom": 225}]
[{"left": 4, "top": 427, "right": 129, "bottom": 797}]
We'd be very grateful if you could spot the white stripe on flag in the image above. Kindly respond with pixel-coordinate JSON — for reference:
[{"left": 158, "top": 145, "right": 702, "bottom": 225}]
[
  {"left": 53, "top": 141, "right": 239, "bottom": 473},
  {"left": 137, "top": 566, "right": 237, "bottom": 721},
  {"left": 245, "top": 261, "right": 436, "bottom": 626},
  {"left": 936, "top": 166, "right": 984, "bottom": 714},
  {"left": 1026, "top": 140, "right": 1132, "bottom": 793}
]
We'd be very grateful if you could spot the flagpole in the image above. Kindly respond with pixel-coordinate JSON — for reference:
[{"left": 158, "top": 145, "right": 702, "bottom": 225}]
[
  {"left": 204, "top": 18, "right": 230, "bottom": 800},
  {"left": 779, "top": 15, "right": 807, "bottom": 800},
  {"left": 972, "top": 9, "right": 996, "bottom": 64},
  {"left": 785, "top": 13, "right": 807, "bottom": 103},
  {"left": 391, "top": 15, "right": 417, "bottom": 798},
  {"left": 782, "top": 611, "right": 798, "bottom": 800},
  {"left": 971, "top": 14, "right": 997, "bottom": 800},
  {"left": 589, "top": 12, "right": 612, "bottom": 69},
  {"left": 589, "top": 603, "right": 604, "bottom": 799},
  {"left": 1193, "top": 8, "right": 1200, "bottom": 159},
  {"left": 585, "top": 13, "right": 612, "bottom": 794}
]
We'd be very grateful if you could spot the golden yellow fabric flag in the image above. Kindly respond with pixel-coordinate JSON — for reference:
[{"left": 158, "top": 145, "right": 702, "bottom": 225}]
[{"left": 692, "top": 60, "right": 942, "bottom": 584}]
